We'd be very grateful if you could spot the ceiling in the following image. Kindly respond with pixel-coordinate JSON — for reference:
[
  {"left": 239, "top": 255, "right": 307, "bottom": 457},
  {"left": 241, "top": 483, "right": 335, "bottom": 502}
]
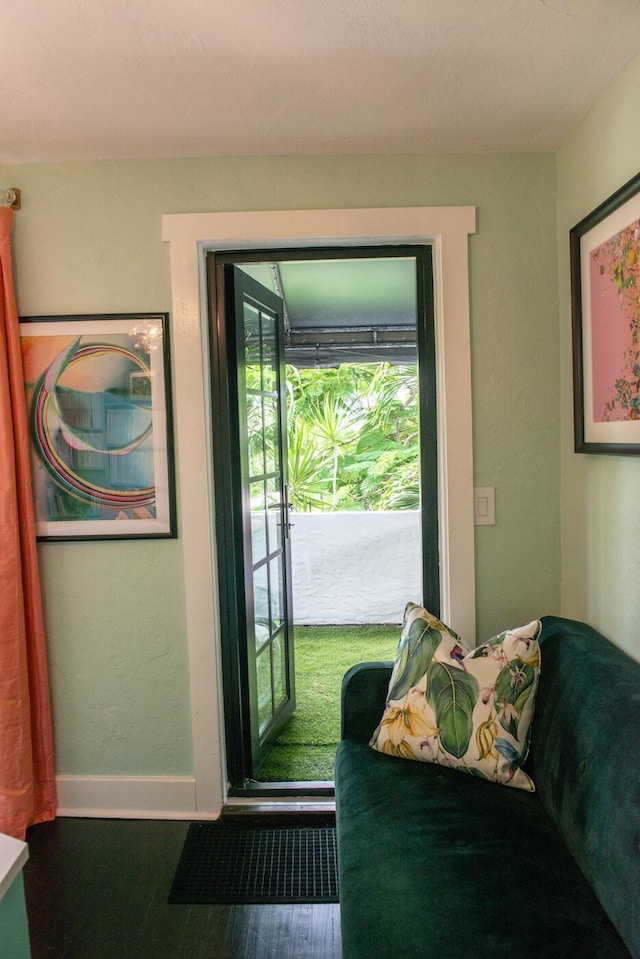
[
  {"left": 242, "top": 257, "right": 417, "bottom": 326},
  {"left": 2, "top": 0, "right": 640, "bottom": 163},
  {"left": 239, "top": 256, "right": 419, "bottom": 367}
]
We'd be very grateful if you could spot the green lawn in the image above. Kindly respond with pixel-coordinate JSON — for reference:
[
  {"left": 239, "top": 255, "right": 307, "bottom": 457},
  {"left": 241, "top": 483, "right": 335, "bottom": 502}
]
[{"left": 255, "top": 624, "right": 399, "bottom": 782}]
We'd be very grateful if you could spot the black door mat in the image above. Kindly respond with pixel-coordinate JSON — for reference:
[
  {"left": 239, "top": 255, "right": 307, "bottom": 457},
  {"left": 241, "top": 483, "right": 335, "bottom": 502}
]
[{"left": 168, "top": 814, "right": 339, "bottom": 905}]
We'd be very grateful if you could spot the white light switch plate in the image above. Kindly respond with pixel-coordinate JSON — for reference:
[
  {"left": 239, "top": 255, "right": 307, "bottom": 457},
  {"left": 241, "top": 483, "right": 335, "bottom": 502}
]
[{"left": 474, "top": 486, "right": 496, "bottom": 525}]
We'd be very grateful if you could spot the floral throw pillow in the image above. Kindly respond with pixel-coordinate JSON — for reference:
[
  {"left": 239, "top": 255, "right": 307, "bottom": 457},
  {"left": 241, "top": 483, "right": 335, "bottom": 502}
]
[{"left": 370, "top": 603, "right": 542, "bottom": 791}]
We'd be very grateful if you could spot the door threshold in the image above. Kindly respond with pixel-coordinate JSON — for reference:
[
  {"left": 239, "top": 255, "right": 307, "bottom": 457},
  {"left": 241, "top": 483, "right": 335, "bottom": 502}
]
[
  {"left": 224, "top": 784, "right": 335, "bottom": 816},
  {"left": 223, "top": 796, "right": 335, "bottom": 816}
]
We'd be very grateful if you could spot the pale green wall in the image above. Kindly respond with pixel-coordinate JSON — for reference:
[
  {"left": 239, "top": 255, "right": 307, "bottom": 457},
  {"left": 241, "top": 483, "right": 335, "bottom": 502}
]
[
  {"left": 557, "top": 50, "right": 640, "bottom": 662},
  {"left": 0, "top": 154, "right": 560, "bottom": 776}
]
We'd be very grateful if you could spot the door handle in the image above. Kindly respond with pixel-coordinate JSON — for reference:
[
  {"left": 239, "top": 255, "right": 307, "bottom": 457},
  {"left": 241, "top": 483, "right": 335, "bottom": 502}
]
[
  {"left": 283, "top": 484, "right": 294, "bottom": 535},
  {"left": 268, "top": 498, "right": 294, "bottom": 536}
]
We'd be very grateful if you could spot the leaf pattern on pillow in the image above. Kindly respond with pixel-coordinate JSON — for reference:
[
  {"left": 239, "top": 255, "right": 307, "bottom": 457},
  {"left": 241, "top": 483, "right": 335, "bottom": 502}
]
[
  {"left": 386, "top": 618, "right": 442, "bottom": 701},
  {"left": 426, "top": 661, "right": 479, "bottom": 758},
  {"left": 378, "top": 700, "right": 438, "bottom": 759}
]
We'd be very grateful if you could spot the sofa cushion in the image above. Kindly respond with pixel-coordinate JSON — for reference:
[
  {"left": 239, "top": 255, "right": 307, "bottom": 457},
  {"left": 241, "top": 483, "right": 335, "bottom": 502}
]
[
  {"left": 369, "top": 604, "right": 541, "bottom": 790},
  {"left": 335, "top": 738, "right": 630, "bottom": 959}
]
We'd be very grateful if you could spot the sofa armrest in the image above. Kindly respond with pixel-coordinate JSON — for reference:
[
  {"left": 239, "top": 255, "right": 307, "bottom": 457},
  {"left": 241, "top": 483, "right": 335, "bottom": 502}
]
[{"left": 340, "top": 661, "right": 393, "bottom": 743}]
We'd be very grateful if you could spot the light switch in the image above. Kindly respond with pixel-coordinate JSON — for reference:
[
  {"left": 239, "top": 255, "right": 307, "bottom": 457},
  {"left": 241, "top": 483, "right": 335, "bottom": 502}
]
[{"left": 474, "top": 486, "right": 496, "bottom": 526}]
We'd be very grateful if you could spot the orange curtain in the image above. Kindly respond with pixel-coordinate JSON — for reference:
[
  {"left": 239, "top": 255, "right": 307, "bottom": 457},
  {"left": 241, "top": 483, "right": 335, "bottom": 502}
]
[{"left": 0, "top": 206, "right": 56, "bottom": 839}]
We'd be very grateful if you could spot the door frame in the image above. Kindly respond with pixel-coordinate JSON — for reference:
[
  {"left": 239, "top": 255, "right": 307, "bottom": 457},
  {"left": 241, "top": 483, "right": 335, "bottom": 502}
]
[
  {"left": 162, "top": 205, "right": 477, "bottom": 817},
  {"left": 212, "top": 245, "right": 439, "bottom": 793}
]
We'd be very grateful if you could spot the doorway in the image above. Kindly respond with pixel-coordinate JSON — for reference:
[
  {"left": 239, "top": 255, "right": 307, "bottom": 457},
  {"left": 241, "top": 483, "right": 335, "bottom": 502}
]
[{"left": 208, "top": 245, "right": 438, "bottom": 795}]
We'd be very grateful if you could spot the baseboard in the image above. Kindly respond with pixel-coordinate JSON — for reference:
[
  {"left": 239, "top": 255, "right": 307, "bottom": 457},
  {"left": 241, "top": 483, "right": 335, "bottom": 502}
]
[{"left": 55, "top": 775, "right": 220, "bottom": 820}]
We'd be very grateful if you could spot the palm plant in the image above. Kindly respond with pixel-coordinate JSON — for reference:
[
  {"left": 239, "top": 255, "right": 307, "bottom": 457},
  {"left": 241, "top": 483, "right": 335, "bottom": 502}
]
[
  {"left": 285, "top": 361, "right": 421, "bottom": 511},
  {"left": 304, "top": 394, "right": 360, "bottom": 507},
  {"left": 286, "top": 419, "right": 332, "bottom": 511}
]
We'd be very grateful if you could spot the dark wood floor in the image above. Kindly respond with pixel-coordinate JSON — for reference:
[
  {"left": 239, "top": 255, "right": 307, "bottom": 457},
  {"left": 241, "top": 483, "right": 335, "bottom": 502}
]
[{"left": 23, "top": 817, "right": 342, "bottom": 959}]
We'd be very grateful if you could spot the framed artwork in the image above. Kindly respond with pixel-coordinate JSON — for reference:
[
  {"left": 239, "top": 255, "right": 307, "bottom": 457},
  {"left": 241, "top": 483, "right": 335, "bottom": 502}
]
[
  {"left": 571, "top": 170, "right": 640, "bottom": 454},
  {"left": 19, "top": 313, "right": 177, "bottom": 540}
]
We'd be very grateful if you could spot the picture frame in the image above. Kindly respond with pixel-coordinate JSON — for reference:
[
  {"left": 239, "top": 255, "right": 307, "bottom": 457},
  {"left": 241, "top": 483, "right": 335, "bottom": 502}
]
[
  {"left": 570, "top": 170, "right": 640, "bottom": 454},
  {"left": 19, "top": 313, "right": 177, "bottom": 540}
]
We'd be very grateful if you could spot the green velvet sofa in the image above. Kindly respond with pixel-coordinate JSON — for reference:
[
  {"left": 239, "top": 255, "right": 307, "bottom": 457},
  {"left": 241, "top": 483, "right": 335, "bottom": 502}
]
[{"left": 334, "top": 615, "right": 640, "bottom": 958}]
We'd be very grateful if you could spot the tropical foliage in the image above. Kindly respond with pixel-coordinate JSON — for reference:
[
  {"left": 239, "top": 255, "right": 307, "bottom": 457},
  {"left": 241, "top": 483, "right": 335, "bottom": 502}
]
[{"left": 285, "top": 362, "right": 420, "bottom": 512}]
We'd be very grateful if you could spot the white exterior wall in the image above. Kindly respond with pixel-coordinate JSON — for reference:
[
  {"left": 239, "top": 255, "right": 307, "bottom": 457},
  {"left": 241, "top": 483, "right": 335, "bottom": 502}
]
[{"left": 290, "top": 511, "right": 422, "bottom": 624}]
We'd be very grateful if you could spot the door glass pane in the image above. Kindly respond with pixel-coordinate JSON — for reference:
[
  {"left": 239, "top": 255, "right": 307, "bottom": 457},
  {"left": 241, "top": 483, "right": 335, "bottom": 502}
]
[
  {"left": 250, "top": 480, "right": 267, "bottom": 566},
  {"left": 269, "top": 557, "right": 284, "bottom": 630},
  {"left": 245, "top": 301, "right": 264, "bottom": 478},
  {"left": 244, "top": 303, "right": 261, "bottom": 383},
  {"left": 262, "top": 313, "right": 277, "bottom": 393},
  {"left": 272, "top": 632, "right": 286, "bottom": 713},
  {"left": 246, "top": 393, "right": 264, "bottom": 478},
  {"left": 257, "top": 646, "right": 273, "bottom": 733},
  {"left": 253, "top": 562, "right": 270, "bottom": 650},
  {"left": 263, "top": 397, "right": 279, "bottom": 475}
]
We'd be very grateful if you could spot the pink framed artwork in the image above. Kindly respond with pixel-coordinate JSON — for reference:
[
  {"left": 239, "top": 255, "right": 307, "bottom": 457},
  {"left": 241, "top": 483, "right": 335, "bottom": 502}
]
[{"left": 571, "top": 171, "right": 640, "bottom": 454}]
